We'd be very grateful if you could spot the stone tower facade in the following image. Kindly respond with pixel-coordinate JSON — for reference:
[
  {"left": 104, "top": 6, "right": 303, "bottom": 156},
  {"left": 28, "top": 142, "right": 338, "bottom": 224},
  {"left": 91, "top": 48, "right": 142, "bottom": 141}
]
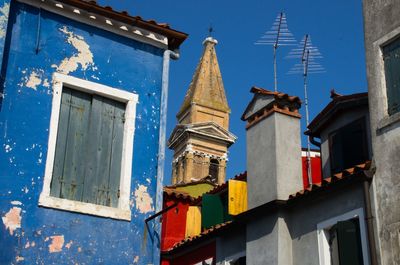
[{"left": 168, "top": 37, "right": 236, "bottom": 185}]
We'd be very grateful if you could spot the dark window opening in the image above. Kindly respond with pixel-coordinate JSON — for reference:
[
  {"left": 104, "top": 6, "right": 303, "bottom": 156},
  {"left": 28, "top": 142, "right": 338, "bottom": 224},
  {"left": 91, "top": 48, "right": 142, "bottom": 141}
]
[
  {"left": 209, "top": 159, "right": 219, "bottom": 182},
  {"left": 329, "top": 118, "right": 369, "bottom": 174},
  {"left": 383, "top": 36, "right": 400, "bottom": 116}
]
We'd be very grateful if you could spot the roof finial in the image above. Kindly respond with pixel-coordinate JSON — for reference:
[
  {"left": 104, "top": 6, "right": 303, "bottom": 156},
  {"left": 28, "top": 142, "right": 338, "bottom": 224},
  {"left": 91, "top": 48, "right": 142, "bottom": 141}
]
[
  {"left": 208, "top": 24, "right": 214, "bottom": 37},
  {"left": 203, "top": 24, "right": 218, "bottom": 46}
]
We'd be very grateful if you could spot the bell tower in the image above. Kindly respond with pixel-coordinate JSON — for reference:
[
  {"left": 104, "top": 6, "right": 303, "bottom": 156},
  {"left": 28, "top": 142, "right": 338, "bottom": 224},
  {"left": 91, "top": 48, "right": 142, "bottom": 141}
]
[{"left": 168, "top": 37, "right": 236, "bottom": 185}]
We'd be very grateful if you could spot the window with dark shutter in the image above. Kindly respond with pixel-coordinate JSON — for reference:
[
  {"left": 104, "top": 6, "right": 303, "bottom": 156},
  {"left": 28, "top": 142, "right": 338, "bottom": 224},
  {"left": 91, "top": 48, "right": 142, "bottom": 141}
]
[
  {"left": 383, "top": 37, "right": 400, "bottom": 116},
  {"left": 328, "top": 218, "right": 364, "bottom": 265},
  {"left": 50, "top": 87, "right": 126, "bottom": 207}
]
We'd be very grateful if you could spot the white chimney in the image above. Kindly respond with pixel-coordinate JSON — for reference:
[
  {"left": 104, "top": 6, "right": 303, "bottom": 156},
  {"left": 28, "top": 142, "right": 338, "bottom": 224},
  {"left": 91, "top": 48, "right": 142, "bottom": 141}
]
[{"left": 241, "top": 87, "right": 303, "bottom": 209}]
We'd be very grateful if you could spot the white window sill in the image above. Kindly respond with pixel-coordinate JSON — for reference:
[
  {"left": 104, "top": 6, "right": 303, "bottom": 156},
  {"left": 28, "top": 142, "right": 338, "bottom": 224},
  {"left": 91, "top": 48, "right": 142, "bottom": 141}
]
[
  {"left": 377, "top": 111, "right": 400, "bottom": 132},
  {"left": 39, "top": 194, "right": 131, "bottom": 221}
]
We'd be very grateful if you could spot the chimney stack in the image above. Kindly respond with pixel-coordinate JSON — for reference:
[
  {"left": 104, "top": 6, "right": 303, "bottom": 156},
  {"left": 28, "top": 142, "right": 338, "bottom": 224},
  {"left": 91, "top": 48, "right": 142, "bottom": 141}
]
[{"left": 241, "top": 87, "right": 303, "bottom": 209}]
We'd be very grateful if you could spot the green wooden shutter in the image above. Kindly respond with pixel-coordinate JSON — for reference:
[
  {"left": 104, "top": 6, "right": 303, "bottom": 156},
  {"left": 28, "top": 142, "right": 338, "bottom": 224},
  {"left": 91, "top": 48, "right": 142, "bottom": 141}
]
[
  {"left": 383, "top": 38, "right": 400, "bottom": 116},
  {"left": 202, "top": 194, "right": 224, "bottom": 229},
  {"left": 51, "top": 87, "right": 126, "bottom": 207},
  {"left": 81, "top": 95, "right": 125, "bottom": 207},
  {"left": 50, "top": 88, "right": 91, "bottom": 201},
  {"left": 336, "top": 219, "right": 364, "bottom": 265}
]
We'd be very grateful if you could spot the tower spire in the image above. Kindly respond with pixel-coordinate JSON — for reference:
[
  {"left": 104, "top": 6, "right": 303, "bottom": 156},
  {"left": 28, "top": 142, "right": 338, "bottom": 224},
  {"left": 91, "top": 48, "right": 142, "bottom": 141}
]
[
  {"left": 177, "top": 36, "right": 230, "bottom": 129},
  {"left": 168, "top": 36, "right": 236, "bottom": 185}
]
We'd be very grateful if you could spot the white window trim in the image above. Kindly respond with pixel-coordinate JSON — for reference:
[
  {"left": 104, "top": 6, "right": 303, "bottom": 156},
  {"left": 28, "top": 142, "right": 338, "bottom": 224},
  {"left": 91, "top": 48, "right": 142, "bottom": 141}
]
[
  {"left": 39, "top": 73, "right": 138, "bottom": 221},
  {"left": 224, "top": 251, "right": 246, "bottom": 265},
  {"left": 317, "top": 208, "right": 370, "bottom": 265}
]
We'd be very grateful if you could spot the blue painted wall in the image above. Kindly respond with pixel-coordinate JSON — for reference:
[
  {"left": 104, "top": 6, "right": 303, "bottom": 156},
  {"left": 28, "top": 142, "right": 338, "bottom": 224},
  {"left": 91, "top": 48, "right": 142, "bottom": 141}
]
[{"left": 0, "top": 2, "right": 165, "bottom": 264}]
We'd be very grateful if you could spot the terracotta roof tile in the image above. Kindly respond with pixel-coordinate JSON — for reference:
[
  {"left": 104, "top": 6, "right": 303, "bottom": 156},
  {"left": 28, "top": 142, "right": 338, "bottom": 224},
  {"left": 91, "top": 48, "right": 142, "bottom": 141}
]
[
  {"left": 306, "top": 91, "right": 368, "bottom": 136},
  {"left": 165, "top": 177, "right": 217, "bottom": 189},
  {"left": 289, "top": 161, "right": 371, "bottom": 200},
  {"left": 250, "top": 87, "right": 302, "bottom": 105},
  {"left": 58, "top": 0, "right": 188, "bottom": 49},
  {"left": 204, "top": 171, "right": 247, "bottom": 196},
  {"left": 164, "top": 221, "right": 233, "bottom": 252},
  {"left": 241, "top": 87, "right": 302, "bottom": 129},
  {"left": 163, "top": 187, "right": 199, "bottom": 202}
]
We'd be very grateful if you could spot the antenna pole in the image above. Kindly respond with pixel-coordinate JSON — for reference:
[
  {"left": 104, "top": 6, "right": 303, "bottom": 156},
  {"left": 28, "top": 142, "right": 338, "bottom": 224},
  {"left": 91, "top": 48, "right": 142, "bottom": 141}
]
[
  {"left": 273, "top": 13, "right": 283, "bottom": 92},
  {"left": 273, "top": 46, "right": 278, "bottom": 91},
  {"left": 302, "top": 47, "right": 312, "bottom": 186}
]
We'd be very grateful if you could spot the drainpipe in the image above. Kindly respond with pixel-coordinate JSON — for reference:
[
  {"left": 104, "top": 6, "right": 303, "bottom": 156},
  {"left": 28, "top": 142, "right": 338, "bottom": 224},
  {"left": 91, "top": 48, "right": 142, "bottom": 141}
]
[
  {"left": 362, "top": 170, "right": 378, "bottom": 265},
  {"left": 310, "top": 135, "right": 321, "bottom": 147},
  {"left": 152, "top": 48, "right": 180, "bottom": 264}
]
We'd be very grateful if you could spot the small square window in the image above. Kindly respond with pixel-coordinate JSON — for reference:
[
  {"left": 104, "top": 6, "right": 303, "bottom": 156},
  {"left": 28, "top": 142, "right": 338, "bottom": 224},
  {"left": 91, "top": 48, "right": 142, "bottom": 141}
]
[
  {"left": 39, "top": 73, "right": 138, "bottom": 221},
  {"left": 383, "top": 36, "right": 400, "bottom": 116}
]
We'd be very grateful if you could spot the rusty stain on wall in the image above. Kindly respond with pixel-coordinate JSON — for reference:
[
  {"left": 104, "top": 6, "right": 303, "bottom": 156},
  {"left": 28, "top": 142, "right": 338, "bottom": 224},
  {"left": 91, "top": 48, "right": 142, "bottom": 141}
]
[
  {"left": 53, "top": 26, "right": 94, "bottom": 75},
  {"left": 2, "top": 207, "right": 22, "bottom": 235},
  {"left": 48, "top": 235, "right": 65, "bottom": 253},
  {"left": 134, "top": 185, "right": 154, "bottom": 214}
]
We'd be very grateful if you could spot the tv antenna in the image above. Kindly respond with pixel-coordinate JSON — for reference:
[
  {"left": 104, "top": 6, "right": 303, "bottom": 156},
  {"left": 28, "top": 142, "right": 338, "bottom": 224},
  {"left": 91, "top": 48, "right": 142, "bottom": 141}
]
[
  {"left": 255, "top": 12, "right": 297, "bottom": 91},
  {"left": 287, "top": 34, "right": 325, "bottom": 186}
]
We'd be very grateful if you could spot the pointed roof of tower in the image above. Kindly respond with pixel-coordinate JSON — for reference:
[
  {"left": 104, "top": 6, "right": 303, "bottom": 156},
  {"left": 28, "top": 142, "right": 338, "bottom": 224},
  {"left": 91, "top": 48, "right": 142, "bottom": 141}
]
[{"left": 177, "top": 37, "right": 230, "bottom": 119}]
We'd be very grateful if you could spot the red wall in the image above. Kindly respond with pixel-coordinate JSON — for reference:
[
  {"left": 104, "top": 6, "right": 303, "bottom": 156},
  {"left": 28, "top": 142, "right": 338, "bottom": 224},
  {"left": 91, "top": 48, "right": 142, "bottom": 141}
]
[
  {"left": 161, "top": 198, "right": 189, "bottom": 251},
  {"left": 302, "top": 155, "right": 322, "bottom": 188}
]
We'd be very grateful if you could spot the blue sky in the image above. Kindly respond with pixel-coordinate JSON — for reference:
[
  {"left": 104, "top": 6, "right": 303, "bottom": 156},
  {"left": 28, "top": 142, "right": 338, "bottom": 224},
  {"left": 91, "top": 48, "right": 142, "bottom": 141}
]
[{"left": 98, "top": 0, "right": 367, "bottom": 184}]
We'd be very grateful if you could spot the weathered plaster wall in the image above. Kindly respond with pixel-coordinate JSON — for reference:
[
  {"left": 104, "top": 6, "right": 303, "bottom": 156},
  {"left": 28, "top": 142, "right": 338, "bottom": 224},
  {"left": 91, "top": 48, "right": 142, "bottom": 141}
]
[
  {"left": 247, "top": 112, "right": 302, "bottom": 209},
  {"left": 363, "top": 0, "right": 400, "bottom": 264},
  {"left": 289, "top": 184, "right": 366, "bottom": 265},
  {"left": 0, "top": 2, "right": 164, "bottom": 264}
]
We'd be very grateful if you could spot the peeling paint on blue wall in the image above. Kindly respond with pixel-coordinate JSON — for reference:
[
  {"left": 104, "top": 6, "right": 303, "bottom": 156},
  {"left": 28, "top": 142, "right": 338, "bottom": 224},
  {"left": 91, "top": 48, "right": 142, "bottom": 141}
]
[{"left": 0, "top": 2, "right": 165, "bottom": 264}]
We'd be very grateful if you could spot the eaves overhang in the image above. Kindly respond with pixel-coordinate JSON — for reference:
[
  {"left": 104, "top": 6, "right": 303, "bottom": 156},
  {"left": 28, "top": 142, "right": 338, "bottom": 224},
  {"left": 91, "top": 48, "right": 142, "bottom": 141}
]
[
  {"left": 19, "top": 0, "right": 188, "bottom": 50},
  {"left": 306, "top": 92, "right": 368, "bottom": 137}
]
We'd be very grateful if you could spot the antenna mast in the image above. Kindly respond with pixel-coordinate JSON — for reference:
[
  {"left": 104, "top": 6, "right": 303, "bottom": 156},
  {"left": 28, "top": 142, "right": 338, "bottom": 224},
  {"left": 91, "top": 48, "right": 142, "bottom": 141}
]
[
  {"left": 255, "top": 12, "right": 296, "bottom": 91},
  {"left": 287, "top": 34, "right": 325, "bottom": 186}
]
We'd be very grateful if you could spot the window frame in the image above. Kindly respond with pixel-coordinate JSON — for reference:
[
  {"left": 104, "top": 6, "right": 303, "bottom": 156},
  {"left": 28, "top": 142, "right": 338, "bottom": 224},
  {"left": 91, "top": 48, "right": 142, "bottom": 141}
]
[
  {"left": 317, "top": 208, "right": 370, "bottom": 265},
  {"left": 373, "top": 27, "right": 400, "bottom": 130},
  {"left": 39, "top": 73, "right": 138, "bottom": 221},
  {"left": 382, "top": 35, "right": 400, "bottom": 116}
]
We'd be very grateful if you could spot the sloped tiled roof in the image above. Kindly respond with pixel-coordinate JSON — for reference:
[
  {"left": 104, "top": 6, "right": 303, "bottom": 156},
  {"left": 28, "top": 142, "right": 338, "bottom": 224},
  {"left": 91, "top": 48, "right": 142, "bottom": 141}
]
[
  {"left": 163, "top": 221, "right": 234, "bottom": 253},
  {"left": 306, "top": 91, "right": 368, "bottom": 137},
  {"left": 250, "top": 87, "right": 301, "bottom": 104},
  {"left": 161, "top": 162, "right": 371, "bottom": 254},
  {"left": 56, "top": 0, "right": 188, "bottom": 49},
  {"left": 289, "top": 161, "right": 371, "bottom": 199},
  {"left": 163, "top": 188, "right": 200, "bottom": 203},
  {"left": 165, "top": 177, "right": 217, "bottom": 189},
  {"left": 203, "top": 171, "right": 247, "bottom": 196}
]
